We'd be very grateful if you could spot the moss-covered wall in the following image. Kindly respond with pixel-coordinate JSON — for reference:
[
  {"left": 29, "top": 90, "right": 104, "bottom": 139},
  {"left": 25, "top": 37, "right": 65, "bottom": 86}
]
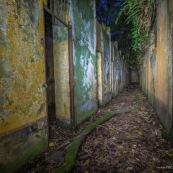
[
  {"left": 0, "top": 1, "right": 48, "bottom": 172},
  {"left": 140, "top": 0, "right": 173, "bottom": 132},
  {"left": 71, "top": 0, "right": 98, "bottom": 125}
]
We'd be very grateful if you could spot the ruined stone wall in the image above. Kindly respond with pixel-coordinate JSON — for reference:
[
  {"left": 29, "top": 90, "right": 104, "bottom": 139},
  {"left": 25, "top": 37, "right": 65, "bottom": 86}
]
[
  {"left": 130, "top": 70, "right": 139, "bottom": 84},
  {"left": 112, "top": 42, "right": 119, "bottom": 96},
  {"left": 96, "top": 21, "right": 112, "bottom": 106},
  {"left": 0, "top": 1, "right": 48, "bottom": 172},
  {"left": 71, "top": 0, "right": 98, "bottom": 125},
  {"left": 96, "top": 23, "right": 129, "bottom": 105},
  {"left": 117, "top": 52, "right": 129, "bottom": 93},
  {"left": 140, "top": 0, "right": 173, "bottom": 132},
  {"left": 102, "top": 27, "right": 112, "bottom": 105},
  {"left": 53, "top": 19, "right": 71, "bottom": 125}
]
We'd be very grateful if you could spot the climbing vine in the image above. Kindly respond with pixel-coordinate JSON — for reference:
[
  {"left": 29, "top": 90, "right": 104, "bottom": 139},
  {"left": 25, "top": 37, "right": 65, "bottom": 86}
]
[{"left": 115, "top": 0, "right": 156, "bottom": 68}]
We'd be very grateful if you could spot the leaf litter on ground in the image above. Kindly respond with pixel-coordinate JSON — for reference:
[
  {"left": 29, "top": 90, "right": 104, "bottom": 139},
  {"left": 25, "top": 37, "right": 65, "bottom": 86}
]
[{"left": 18, "top": 86, "right": 173, "bottom": 173}]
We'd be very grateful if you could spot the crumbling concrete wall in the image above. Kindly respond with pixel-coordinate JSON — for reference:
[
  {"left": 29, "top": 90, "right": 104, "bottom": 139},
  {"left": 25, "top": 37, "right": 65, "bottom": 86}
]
[
  {"left": 96, "top": 24, "right": 129, "bottom": 105},
  {"left": 130, "top": 70, "right": 139, "bottom": 84},
  {"left": 140, "top": 0, "right": 173, "bottom": 132},
  {"left": 53, "top": 19, "right": 71, "bottom": 125},
  {"left": 102, "top": 27, "right": 112, "bottom": 105},
  {"left": 96, "top": 22, "right": 112, "bottom": 106},
  {"left": 117, "top": 51, "right": 129, "bottom": 93},
  {"left": 112, "top": 42, "right": 119, "bottom": 96},
  {"left": 71, "top": 0, "right": 98, "bottom": 126},
  {"left": 112, "top": 42, "right": 130, "bottom": 96},
  {"left": 0, "top": 1, "right": 48, "bottom": 173}
]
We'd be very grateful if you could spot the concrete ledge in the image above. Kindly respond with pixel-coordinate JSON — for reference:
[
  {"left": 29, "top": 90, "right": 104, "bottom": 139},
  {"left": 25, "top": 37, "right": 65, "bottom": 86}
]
[{"left": 0, "top": 120, "right": 48, "bottom": 173}]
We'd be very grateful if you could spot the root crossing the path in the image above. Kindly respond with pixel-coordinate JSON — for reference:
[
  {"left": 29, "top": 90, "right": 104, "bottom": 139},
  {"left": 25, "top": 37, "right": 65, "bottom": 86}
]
[{"left": 18, "top": 87, "right": 173, "bottom": 173}]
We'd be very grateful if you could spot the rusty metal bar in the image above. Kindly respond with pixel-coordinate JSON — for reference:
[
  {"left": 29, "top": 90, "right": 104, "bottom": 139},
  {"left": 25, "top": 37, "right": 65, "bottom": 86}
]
[
  {"left": 50, "top": 0, "right": 53, "bottom": 11},
  {"left": 61, "top": 0, "right": 63, "bottom": 21},
  {"left": 43, "top": 8, "right": 49, "bottom": 131},
  {"left": 68, "top": 24, "right": 75, "bottom": 126},
  {"left": 44, "top": 6, "right": 69, "bottom": 28},
  {"left": 63, "top": 0, "right": 65, "bottom": 22}
]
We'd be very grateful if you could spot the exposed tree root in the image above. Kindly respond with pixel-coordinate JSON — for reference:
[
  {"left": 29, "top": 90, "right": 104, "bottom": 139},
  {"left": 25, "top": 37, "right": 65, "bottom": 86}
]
[{"left": 53, "top": 108, "right": 132, "bottom": 173}]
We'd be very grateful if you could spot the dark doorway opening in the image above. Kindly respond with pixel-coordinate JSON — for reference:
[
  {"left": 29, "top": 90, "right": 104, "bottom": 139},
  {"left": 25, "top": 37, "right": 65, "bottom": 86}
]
[{"left": 44, "top": 10, "right": 56, "bottom": 124}]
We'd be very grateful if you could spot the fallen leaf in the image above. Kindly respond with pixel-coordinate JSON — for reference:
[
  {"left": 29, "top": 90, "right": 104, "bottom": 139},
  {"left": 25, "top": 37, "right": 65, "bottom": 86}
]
[
  {"left": 168, "top": 153, "right": 173, "bottom": 157},
  {"left": 84, "top": 160, "right": 90, "bottom": 166},
  {"left": 135, "top": 130, "right": 142, "bottom": 135},
  {"left": 49, "top": 142, "right": 55, "bottom": 147},
  {"left": 126, "top": 132, "right": 131, "bottom": 137},
  {"left": 109, "top": 128, "right": 114, "bottom": 131}
]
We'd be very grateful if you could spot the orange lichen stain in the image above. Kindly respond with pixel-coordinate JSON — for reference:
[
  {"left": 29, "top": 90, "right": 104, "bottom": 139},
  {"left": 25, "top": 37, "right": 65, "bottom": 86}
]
[
  {"left": 38, "top": 16, "right": 44, "bottom": 36},
  {"left": 0, "top": 0, "right": 47, "bottom": 135},
  {"left": 91, "top": 78, "right": 97, "bottom": 99},
  {"left": 0, "top": 48, "right": 3, "bottom": 60},
  {"left": 156, "top": 2, "right": 167, "bottom": 106},
  {"left": 0, "top": 112, "right": 46, "bottom": 135},
  {"left": 3, "top": 104, "right": 12, "bottom": 111}
]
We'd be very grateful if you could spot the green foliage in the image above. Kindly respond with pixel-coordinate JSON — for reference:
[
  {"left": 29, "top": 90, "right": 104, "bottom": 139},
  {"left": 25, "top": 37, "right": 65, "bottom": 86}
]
[
  {"left": 101, "top": 23, "right": 108, "bottom": 30},
  {"left": 115, "top": 0, "right": 156, "bottom": 69}
]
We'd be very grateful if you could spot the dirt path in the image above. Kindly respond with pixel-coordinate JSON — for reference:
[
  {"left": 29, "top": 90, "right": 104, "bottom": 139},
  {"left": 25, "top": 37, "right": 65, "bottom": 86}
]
[{"left": 18, "top": 87, "right": 173, "bottom": 173}]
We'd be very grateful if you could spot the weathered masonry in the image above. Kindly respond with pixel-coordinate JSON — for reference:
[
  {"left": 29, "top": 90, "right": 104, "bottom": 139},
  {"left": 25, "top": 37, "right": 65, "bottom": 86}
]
[
  {"left": 112, "top": 42, "right": 130, "bottom": 94},
  {"left": 96, "top": 22, "right": 112, "bottom": 106},
  {"left": 96, "top": 21, "right": 129, "bottom": 106},
  {"left": 0, "top": 0, "right": 129, "bottom": 172},
  {"left": 140, "top": 0, "right": 173, "bottom": 133},
  {"left": 0, "top": 1, "right": 48, "bottom": 173}
]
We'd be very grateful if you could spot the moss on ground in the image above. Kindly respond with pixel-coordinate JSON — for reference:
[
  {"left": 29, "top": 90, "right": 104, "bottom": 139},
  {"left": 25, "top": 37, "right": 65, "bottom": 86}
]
[{"left": 53, "top": 108, "right": 132, "bottom": 173}]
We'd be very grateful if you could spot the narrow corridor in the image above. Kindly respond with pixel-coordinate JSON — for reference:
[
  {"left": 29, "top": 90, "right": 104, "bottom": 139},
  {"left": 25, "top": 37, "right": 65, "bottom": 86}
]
[
  {"left": 1, "top": 1, "right": 173, "bottom": 172},
  {"left": 18, "top": 86, "right": 173, "bottom": 173}
]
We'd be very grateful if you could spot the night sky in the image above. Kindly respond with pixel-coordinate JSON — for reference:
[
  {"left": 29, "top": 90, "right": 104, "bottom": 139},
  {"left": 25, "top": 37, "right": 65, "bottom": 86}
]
[{"left": 96, "top": 0, "right": 124, "bottom": 40}]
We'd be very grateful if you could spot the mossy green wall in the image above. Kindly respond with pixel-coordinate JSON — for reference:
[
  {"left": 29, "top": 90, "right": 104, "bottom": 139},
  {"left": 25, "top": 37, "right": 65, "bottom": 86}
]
[{"left": 71, "top": 0, "right": 98, "bottom": 125}]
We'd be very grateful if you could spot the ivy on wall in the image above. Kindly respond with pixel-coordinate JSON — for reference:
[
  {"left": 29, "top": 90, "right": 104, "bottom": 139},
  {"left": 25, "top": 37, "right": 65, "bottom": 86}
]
[{"left": 115, "top": 0, "right": 156, "bottom": 69}]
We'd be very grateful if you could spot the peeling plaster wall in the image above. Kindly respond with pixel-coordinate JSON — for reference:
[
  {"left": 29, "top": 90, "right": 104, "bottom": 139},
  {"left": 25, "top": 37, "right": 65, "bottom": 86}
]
[
  {"left": 131, "top": 70, "right": 139, "bottom": 84},
  {"left": 140, "top": 0, "right": 173, "bottom": 132},
  {"left": 96, "top": 25, "right": 129, "bottom": 105},
  {"left": 71, "top": 0, "right": 98, "bottom": 125},
  {"left": 112, "top": 43, "right": 129, "bottom": 95},
  {"left": 97, "top": 52, "right": 103, "bottom": 106},
  {"left": 96, "top": 21, "right": 112, "bottom": 106},
  {"left": 102, "top": 28, "right": 112, "bottom": 105},
  {"left": 112, "top": 42, "right": 119, "bottom": 96},
  {"left": 0, "top": 1, "right": 48, "bottom": 172},
  {"left": 53, "top": 20, "right": 71, "bottom": 125},
  {"left": 96, "top": 21, "right": 104, "bottom": 106}
]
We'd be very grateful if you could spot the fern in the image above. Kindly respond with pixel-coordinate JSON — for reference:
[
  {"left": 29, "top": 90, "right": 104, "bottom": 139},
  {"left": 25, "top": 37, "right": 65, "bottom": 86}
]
[{"left": 115, "top": 0, "right": 156, "bottom": 69}]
